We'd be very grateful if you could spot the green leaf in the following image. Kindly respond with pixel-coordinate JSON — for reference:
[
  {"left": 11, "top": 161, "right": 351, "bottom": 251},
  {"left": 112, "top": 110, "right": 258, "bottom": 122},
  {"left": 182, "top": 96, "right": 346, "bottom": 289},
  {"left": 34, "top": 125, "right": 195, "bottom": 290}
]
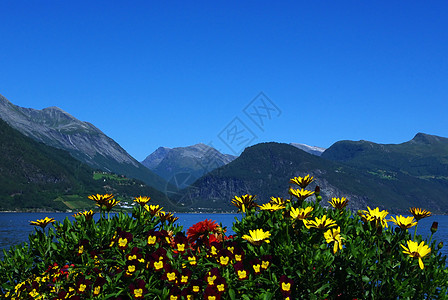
[{"left": 229, "top": 288, "right": 236, "bottom": 300}]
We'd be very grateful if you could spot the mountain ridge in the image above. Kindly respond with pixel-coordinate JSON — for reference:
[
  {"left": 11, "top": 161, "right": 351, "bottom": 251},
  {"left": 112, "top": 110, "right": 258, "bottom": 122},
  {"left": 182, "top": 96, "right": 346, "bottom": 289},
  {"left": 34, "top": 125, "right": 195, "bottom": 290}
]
[
  {"left": 0, "top": 93, "right": 168, "bottom": 192},
  {"left": 177, "top": 137, "right": 448, "bottom": 213},
  {"left": 142, "top": 143, "right": 237, "bottom": 188},
  {"left": 0, "top": 117, "right": 172, "bottom": 211}
]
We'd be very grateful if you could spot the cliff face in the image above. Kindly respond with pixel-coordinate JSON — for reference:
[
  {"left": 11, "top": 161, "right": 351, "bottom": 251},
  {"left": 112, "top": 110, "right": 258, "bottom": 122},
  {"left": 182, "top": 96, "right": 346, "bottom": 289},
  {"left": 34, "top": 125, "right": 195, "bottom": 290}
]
[
  {"left": 142, "top": 143, "right": 237, "bottom": 187},
  {"left": 0, "top": 94, "right": 167, "bottom": 191}
]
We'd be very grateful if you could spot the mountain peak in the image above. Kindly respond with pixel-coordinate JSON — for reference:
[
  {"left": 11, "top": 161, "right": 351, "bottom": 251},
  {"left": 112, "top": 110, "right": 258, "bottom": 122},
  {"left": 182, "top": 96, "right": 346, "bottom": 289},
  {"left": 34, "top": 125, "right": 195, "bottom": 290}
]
[
  {"left": 141, "top": 147, "right": 172, "bottom": 169},
  {"left": 43, "top": 106, "right": 67, "bottom": 113},
  {"left": 411, "top": 133, "right": 448, "bottom": 145},
  {"left": 289, "top": 143, "right": 326, "bottom": 156}
]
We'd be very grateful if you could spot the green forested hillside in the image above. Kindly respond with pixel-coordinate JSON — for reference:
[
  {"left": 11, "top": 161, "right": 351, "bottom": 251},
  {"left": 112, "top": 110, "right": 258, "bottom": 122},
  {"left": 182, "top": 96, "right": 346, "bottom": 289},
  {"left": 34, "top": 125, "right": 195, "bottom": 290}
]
[
  {"left": 321, "top": 133, "right": 448, "bottom": 179},
  {"left": 0, "top": 118, "right": 171, "bottom": 211},
  {"left": 182, "top": 141, "right": 448, "bottom": 213}
]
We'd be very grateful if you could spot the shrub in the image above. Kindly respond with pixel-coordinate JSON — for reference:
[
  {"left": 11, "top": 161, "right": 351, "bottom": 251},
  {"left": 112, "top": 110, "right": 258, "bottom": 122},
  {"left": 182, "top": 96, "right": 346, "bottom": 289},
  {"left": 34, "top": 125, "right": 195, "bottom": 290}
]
[{"left": 1, "top": 175, "right": 447, "bottom": 299}]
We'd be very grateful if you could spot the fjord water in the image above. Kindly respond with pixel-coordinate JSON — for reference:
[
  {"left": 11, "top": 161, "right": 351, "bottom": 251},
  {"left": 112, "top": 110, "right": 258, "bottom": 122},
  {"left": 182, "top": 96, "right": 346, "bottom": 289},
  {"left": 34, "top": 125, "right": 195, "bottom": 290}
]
[
  {"left": 0, "top": 212, "right": 239, "bottom": 255},
  {"left": 1, "top": 213, "right": 447, "bottom": 259}
]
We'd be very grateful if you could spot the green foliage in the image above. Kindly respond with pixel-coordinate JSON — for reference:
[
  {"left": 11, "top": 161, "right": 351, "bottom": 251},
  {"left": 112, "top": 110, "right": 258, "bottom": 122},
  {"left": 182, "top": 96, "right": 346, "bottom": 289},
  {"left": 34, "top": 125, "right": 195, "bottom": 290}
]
[{"left": 1, "top": 177, "right": 447, "bottom": 299}]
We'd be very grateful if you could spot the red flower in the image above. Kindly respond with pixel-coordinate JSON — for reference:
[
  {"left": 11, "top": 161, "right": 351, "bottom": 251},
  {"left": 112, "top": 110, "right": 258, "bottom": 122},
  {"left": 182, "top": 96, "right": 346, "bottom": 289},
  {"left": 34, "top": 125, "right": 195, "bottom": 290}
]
[{"left": 187, "top": 219, "right": 221, "bottom": 247}]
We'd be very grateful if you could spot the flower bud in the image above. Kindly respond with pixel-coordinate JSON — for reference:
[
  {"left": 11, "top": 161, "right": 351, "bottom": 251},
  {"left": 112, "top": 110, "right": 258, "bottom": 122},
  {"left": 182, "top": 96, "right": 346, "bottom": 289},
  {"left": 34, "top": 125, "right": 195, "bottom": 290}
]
[
  {"left": 314, "top": 186, "right": 320, "bottom": 196},
  {"left": 438, "top": 242, "right": 443, "bottom": 250},
  {"left": 316, "top": 195, "right": 322, "bottom": 203},
  {"left": 431, "top": 221, "right": 438, "bottom": 234}
]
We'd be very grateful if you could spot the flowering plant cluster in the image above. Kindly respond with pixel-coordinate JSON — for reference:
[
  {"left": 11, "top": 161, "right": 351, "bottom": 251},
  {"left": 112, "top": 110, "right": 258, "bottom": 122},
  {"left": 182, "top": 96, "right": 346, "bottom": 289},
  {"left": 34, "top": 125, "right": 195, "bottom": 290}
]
[{"left": 1, "top": 176, "right": 447, "bottom": 299}]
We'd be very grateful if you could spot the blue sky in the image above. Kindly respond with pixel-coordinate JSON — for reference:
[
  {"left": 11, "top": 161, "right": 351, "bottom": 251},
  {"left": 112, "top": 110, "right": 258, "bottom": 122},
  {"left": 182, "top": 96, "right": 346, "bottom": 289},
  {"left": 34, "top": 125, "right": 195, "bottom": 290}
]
[{"left": 1, "top": 1, "right": 447, "bottom": 160}]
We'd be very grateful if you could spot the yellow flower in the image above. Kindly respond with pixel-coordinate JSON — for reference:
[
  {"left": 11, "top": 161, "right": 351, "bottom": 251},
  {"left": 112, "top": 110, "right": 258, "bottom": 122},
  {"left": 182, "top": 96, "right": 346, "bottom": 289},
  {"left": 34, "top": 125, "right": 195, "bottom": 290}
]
[
  {"left": 147, "top": 235, "right": 157, "bottom": 245},
  {"left": 154, "top": 260, "right": 164, "bottom": 270},
  {"left": 289, "top": 175, "right": 314, "bottom": 188},
  {"left": 118, "top": 238, "right": 128, "bottom": 248},
  {"left": 188, "top": 255, "right": 197, "bottom": 266},
  {"left": 157, "top": 211, "right": 179, "bottom": 224},
  {"left": 324, "top": 226, "right": 344, "bottom": 254},
  {"left": 237, "top": 270, "right": 248, "bottom": 280},
  {"left": 261, "top": 260, "right": 270, "bottom": 269},
  {"left": 258, "top": 203, "right": 285, "bottom": 211},
  {"left": 409, "top": 207, "right": 431, "bottom": 221},
  {"left": 134, "top": 196, "right": 151, "bottom": 207},
  {"left": 329, "top": 197, "right": 349, "bottom": 210},
  {"left": 269, "top": 197, "right": 289, "bottom": 205},
  {"left": 88, "top": 194, "right": 114, "bottom": 206},
  {"left": 145, "top": 204, "right": 163, "bottom": 216},
  {"left": 134, "top": 289, "right": 143, "bottom": 298},
  {"left": 105, "top": 198, "right": 120, "bottom": 211},
  {"left": 282, "top": 282, "right": 291, "bottom": 292},
  {"left": 390, "top": 215, "right": 417, "bottom": 229},
  {"left": 219, "top": 256, "right": 230, "bottom": 266},
  {"left": 401, "top": 240, "right": 431, "bottom": 269},
  {"left": 207, "top": 275, "right": 217, "bottom": 285},
  {"left": 242, "top": 229, "right": 271, "bottom": 246},
  {"left": 361, "top": 206, "right": 389, "bottom": 228},
  {"left": 30, "top": 217, "right": 55, "bottom": 229},
  {"left": 290, "top": 206, "right": 313, "bottom": 220},
  {"left": 89, "top": 194, "right": 119, "bottom": 211},
  {"left": 73, "top": 210, "right": 95, "bottom": 221},
  {"left": 167, "top": 271, "right": 177, "bottom": 281},
  {"left": 303, "top": 215, "right": 337, "bottom": 229},
  {"left": 231, "top": 194, "right": 257, "bottom": 213},
  {"left": 288, "top": 187, "right": 314, "bottom": 201}
]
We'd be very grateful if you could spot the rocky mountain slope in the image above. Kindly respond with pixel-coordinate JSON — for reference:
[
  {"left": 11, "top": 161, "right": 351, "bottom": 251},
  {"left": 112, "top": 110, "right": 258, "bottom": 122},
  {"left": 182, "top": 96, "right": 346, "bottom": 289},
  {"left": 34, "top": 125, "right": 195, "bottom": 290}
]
[
  {"left": 0, "top": 118, "right": 169, "bottom": 211},
  {"left": 0, "top": 94, "right": 167, "bottom": 191},
  {"left": 290, "top": 143, "right": 326, "bottom": 156},
  {"left": 142, "top": 143, "right": 237, "bottom": 188}
]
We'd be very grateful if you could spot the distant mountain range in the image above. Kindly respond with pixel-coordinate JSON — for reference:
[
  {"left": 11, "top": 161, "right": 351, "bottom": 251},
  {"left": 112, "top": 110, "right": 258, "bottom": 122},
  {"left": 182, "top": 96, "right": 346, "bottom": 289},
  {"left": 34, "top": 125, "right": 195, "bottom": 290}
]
[
  {"left": 174, "top": 134, "right": 448, "bottom": 214},
  {"left": 2, "top": 93, "right": 448, "bottom": 213},
  {"left": 0, "top": 94, "right": 167, "bottom": 192},
  {"left": 141, "top": 144, "right": 237, "bottom": 188}
]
